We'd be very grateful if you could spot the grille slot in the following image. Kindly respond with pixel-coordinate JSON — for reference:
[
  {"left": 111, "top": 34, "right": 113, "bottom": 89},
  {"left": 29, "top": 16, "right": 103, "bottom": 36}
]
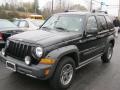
[{"left": 6, "top": 41, "right": 32, "bottom": 61}]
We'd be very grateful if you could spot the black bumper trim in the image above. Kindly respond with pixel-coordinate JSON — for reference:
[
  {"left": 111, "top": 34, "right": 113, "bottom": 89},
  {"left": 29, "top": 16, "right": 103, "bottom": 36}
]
[{"left": 0, "top": 53, "right": 53, "bottom": 80}]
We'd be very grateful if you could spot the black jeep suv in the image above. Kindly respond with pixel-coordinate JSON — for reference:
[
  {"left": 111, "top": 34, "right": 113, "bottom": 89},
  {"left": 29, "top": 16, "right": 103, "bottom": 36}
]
[{"left": 1, "top": 12, "right": 115, "bottom": 90}]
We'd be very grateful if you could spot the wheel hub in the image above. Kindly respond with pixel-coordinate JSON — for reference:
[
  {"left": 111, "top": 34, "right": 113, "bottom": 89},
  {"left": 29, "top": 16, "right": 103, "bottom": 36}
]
[{"left": 60, "top": 64, "right": 73, "bottom": 85}]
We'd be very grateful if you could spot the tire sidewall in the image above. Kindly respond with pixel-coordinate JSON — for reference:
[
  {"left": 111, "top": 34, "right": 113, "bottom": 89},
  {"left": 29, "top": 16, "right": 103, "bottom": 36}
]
[
  {"left": 50, "top": 57, "right": 75, "bottom": 90},
  {"left": 59, "top": 59, "right": 75, "bottom": 89}
]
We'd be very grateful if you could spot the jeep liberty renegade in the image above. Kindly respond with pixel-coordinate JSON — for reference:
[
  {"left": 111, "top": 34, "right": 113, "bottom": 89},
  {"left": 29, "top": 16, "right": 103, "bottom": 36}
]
[{"left": 1, "top": 11, "right": 115, "bottom": 90}]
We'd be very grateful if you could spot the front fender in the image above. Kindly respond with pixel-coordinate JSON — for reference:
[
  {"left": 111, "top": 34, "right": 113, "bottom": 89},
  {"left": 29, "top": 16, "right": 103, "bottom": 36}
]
[
  {"left": 45, "top": 45, "right": 79, "bottom": 78},
  {"left": 46, "top": 45, "right": 79, "bottom": 63}
]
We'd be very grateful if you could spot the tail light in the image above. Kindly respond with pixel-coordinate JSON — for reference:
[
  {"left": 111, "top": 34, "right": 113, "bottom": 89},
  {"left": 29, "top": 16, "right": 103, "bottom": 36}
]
[{"left": 0, "top": 32, "right": 3, "bottom": 40}]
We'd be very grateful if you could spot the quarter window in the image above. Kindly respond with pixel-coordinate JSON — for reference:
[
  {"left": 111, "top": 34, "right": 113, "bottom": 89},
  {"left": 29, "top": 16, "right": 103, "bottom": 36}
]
[
  {"left": 97, "top": 16, "right": 107, "bottom": 30},
  {"left": 105, "top": 16, "right": 114, "bottom": 29}
]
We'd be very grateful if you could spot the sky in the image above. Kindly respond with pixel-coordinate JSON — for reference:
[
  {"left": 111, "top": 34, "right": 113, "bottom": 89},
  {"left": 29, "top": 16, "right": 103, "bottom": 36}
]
[
  {"left": 0, "top": 0, "right": 119, "bottom": 16},
  {"left": 38, "top": 0, "right": 119, "bottom": 16}
]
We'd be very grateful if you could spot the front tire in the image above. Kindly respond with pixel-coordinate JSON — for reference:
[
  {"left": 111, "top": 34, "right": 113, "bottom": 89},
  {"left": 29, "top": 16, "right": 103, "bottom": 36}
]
[
  {"left": 101, "top": 43, "right": 113, "bottom": 63},
  {"left": 50, "top": 57, "right": 75, "bottom": 90}
]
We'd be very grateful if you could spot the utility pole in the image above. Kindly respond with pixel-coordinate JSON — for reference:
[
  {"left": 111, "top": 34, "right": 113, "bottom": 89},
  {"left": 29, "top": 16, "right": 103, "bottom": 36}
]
[
  {"left": 90, "top": 0, "right": 93, "bottom": 12},
  {"left": 52, "top": 0, "right": 54, "bottom": 14},
  {"left": 118, "top": 0, "right": 120, "bottom": 17},
  {"left": 34, "top": 0, "right": 38, "bottom": 14},
  {"left": 59, "top": 0, "right": 61, "bottom": 10},
  {"left": 100, "top": 2, "right": 104, "bottom": 10}
]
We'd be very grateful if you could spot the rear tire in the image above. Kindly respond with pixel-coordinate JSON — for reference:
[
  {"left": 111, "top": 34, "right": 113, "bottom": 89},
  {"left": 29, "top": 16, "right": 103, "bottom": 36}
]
[
  {"left": 101, "top": 43, "right": 113, "bottom": 63},
  {"left": 49, "top": 57, "right": 75, "bottom": 90}
]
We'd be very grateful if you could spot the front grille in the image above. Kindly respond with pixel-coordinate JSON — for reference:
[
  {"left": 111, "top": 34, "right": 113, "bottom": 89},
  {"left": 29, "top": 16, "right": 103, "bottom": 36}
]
[{"left": 6, "top": 40, "right": 33, "bottom": 61}]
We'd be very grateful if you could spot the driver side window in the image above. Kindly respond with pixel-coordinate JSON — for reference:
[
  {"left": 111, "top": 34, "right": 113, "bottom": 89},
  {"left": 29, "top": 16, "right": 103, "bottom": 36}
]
[{"left": 87, "top": 16, "right": 98, "bottom": 33}]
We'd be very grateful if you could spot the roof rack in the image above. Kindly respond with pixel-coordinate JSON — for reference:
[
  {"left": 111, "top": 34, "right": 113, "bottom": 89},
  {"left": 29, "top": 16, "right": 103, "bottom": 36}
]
[
  {"left": 92, "top": 10, "right": 108, "bottom": 14},
  {"left": 64, "top": 10, "right": 79, "bottom": 12}
]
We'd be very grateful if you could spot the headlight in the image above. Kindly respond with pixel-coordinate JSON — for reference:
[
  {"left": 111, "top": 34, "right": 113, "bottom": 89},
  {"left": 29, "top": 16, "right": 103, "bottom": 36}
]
[{"left": 35, "top": 47, "right": 43, "bottom": 58}]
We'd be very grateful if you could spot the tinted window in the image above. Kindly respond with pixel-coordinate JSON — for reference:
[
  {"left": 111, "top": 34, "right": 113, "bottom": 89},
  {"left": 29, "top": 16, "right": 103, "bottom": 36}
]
[
  {"left": 87, "top": 16, "right": 98, "bottom": 32},
  {"left": 105, "top": 16, "right": 114, "bottom": 29},
  {"left": 97, "top": 16, "right": 107, "bottom": 30},
  {"left": 19, "top": 21, "right": 29, "bottom": 28}
]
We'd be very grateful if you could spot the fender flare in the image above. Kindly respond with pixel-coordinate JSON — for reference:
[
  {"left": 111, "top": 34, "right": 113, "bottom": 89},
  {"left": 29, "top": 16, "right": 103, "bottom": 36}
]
[
  {"left": 104, "top": 35, "right": 115, "bottom": 53},
  {"left": 45, "top": 45, "right": 80, "bottom": 78},
  {"left": 46, "top": 45, "right": 80, "bottom": 64}
]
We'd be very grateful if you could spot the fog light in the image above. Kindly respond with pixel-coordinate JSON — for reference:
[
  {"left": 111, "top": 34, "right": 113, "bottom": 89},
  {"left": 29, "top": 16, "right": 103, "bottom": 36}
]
[
  {"left": 1, "top": 48, "right": 5, "bottom": 56},
  {"left": 25, "top": 56, "right": 31, "bottom": 65}
]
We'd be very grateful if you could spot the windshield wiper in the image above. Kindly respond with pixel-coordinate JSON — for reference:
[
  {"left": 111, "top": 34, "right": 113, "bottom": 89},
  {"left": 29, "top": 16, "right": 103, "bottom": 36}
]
[
  {"left": 41, "top": 26, "right": 50, "bottom": 29},
  {"left": 41, "top": 26, "right": 52, "bottom": 31},
  {"left": 55, "top": 27, "right": 69, "bottom": 32}
]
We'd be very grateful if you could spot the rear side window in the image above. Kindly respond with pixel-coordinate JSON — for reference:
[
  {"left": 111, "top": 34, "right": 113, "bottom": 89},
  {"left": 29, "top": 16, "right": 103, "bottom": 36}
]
[
  {"left": 105, "top": 16, "right": 114, "bottom": 29},
  {"left": 96, "top": 16, "right": 107, "bottom": 30}
]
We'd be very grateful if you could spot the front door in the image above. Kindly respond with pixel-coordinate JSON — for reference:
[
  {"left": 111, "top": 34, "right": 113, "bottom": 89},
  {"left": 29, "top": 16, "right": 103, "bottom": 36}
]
[{"left": 78, "top": 16, "right": 102, "bottom": 62}]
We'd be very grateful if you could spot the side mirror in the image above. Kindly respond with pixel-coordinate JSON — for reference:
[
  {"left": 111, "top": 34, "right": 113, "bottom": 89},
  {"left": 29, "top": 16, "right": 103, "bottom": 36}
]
[{"left": 87, "top": 28, "right": 98, "bottom": 35}]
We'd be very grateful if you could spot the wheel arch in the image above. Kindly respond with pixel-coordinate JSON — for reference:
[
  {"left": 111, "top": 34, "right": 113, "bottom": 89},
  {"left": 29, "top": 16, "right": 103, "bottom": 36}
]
[
  {"left": 46, "top": 45, "right": 80, "bottom": 67},
  {"left": 109, "top": 39, "right": 115, "bottom": 47},
  {"left": 45, "top": 45, "right": 80, "bottom": 78},
  {"left": 104, "top": 35, "right": 115, "bottom": 53}
]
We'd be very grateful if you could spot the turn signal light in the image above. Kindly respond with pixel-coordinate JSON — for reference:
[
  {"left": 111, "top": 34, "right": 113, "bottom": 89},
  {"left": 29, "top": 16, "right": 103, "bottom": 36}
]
[
  {"left": 39, "top": 58, "right": 55, "bottom": 64},
  {"left": 44, "top": 68, "right": 50, "bottom": 76}
]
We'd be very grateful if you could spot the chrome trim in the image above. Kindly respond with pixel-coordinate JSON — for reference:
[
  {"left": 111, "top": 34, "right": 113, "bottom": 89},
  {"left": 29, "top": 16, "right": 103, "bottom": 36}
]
[
  {"left": 75, "top": 53, "right": 103, "bottom": 70},
  {"left": 26, "top": 74, "right": 37, "bottom": 78}
]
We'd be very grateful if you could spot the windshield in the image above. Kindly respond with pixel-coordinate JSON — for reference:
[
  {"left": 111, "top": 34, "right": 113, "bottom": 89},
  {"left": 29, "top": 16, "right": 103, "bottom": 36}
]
[
  {"left": 42, "top": 14, "right": 84, "bottom": 32},
  {"left": 0, "top": 20, "right": 17, "bottom": 29}
]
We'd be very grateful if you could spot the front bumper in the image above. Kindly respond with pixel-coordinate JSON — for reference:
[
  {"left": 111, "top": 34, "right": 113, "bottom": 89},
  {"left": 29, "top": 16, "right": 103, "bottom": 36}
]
[{"left": 0, "top": 53, "right": 54, "bottom": 80}]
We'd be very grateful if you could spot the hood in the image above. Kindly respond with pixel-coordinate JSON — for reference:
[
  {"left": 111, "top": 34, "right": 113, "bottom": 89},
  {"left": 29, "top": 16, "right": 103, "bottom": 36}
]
[
  {"left": 9, "top": 29, "right": 82, "bottom": 47},
  {"left": 0, "top": 27, "right": 24, "bottom": 31},
  {"left": 0, "top": 27, "right": 25, "bottom": 41},
  {"left": 0, "top": 27, "right": 25, "bottom": 34}
]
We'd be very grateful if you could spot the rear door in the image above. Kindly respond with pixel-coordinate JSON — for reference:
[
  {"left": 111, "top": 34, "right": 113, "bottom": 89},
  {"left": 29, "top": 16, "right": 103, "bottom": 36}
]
[{"left": 96, "top": 15, "right": 110, "bottom": 52}]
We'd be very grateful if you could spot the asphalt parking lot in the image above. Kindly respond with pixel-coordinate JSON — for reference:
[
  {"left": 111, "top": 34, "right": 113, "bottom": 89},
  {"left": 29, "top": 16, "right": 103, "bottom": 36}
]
[{"left": 0, "top": 36, "right": 120, "bottom": 90}]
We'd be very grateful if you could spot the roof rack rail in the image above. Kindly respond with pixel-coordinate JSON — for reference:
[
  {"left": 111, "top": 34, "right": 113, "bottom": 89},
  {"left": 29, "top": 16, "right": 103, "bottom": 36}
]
[
  {"left": 64, "top": 10, "right": 79, "bottom": 12},
  {"left": 92, "top": 10, "right": 108, "bottom": 14}
]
